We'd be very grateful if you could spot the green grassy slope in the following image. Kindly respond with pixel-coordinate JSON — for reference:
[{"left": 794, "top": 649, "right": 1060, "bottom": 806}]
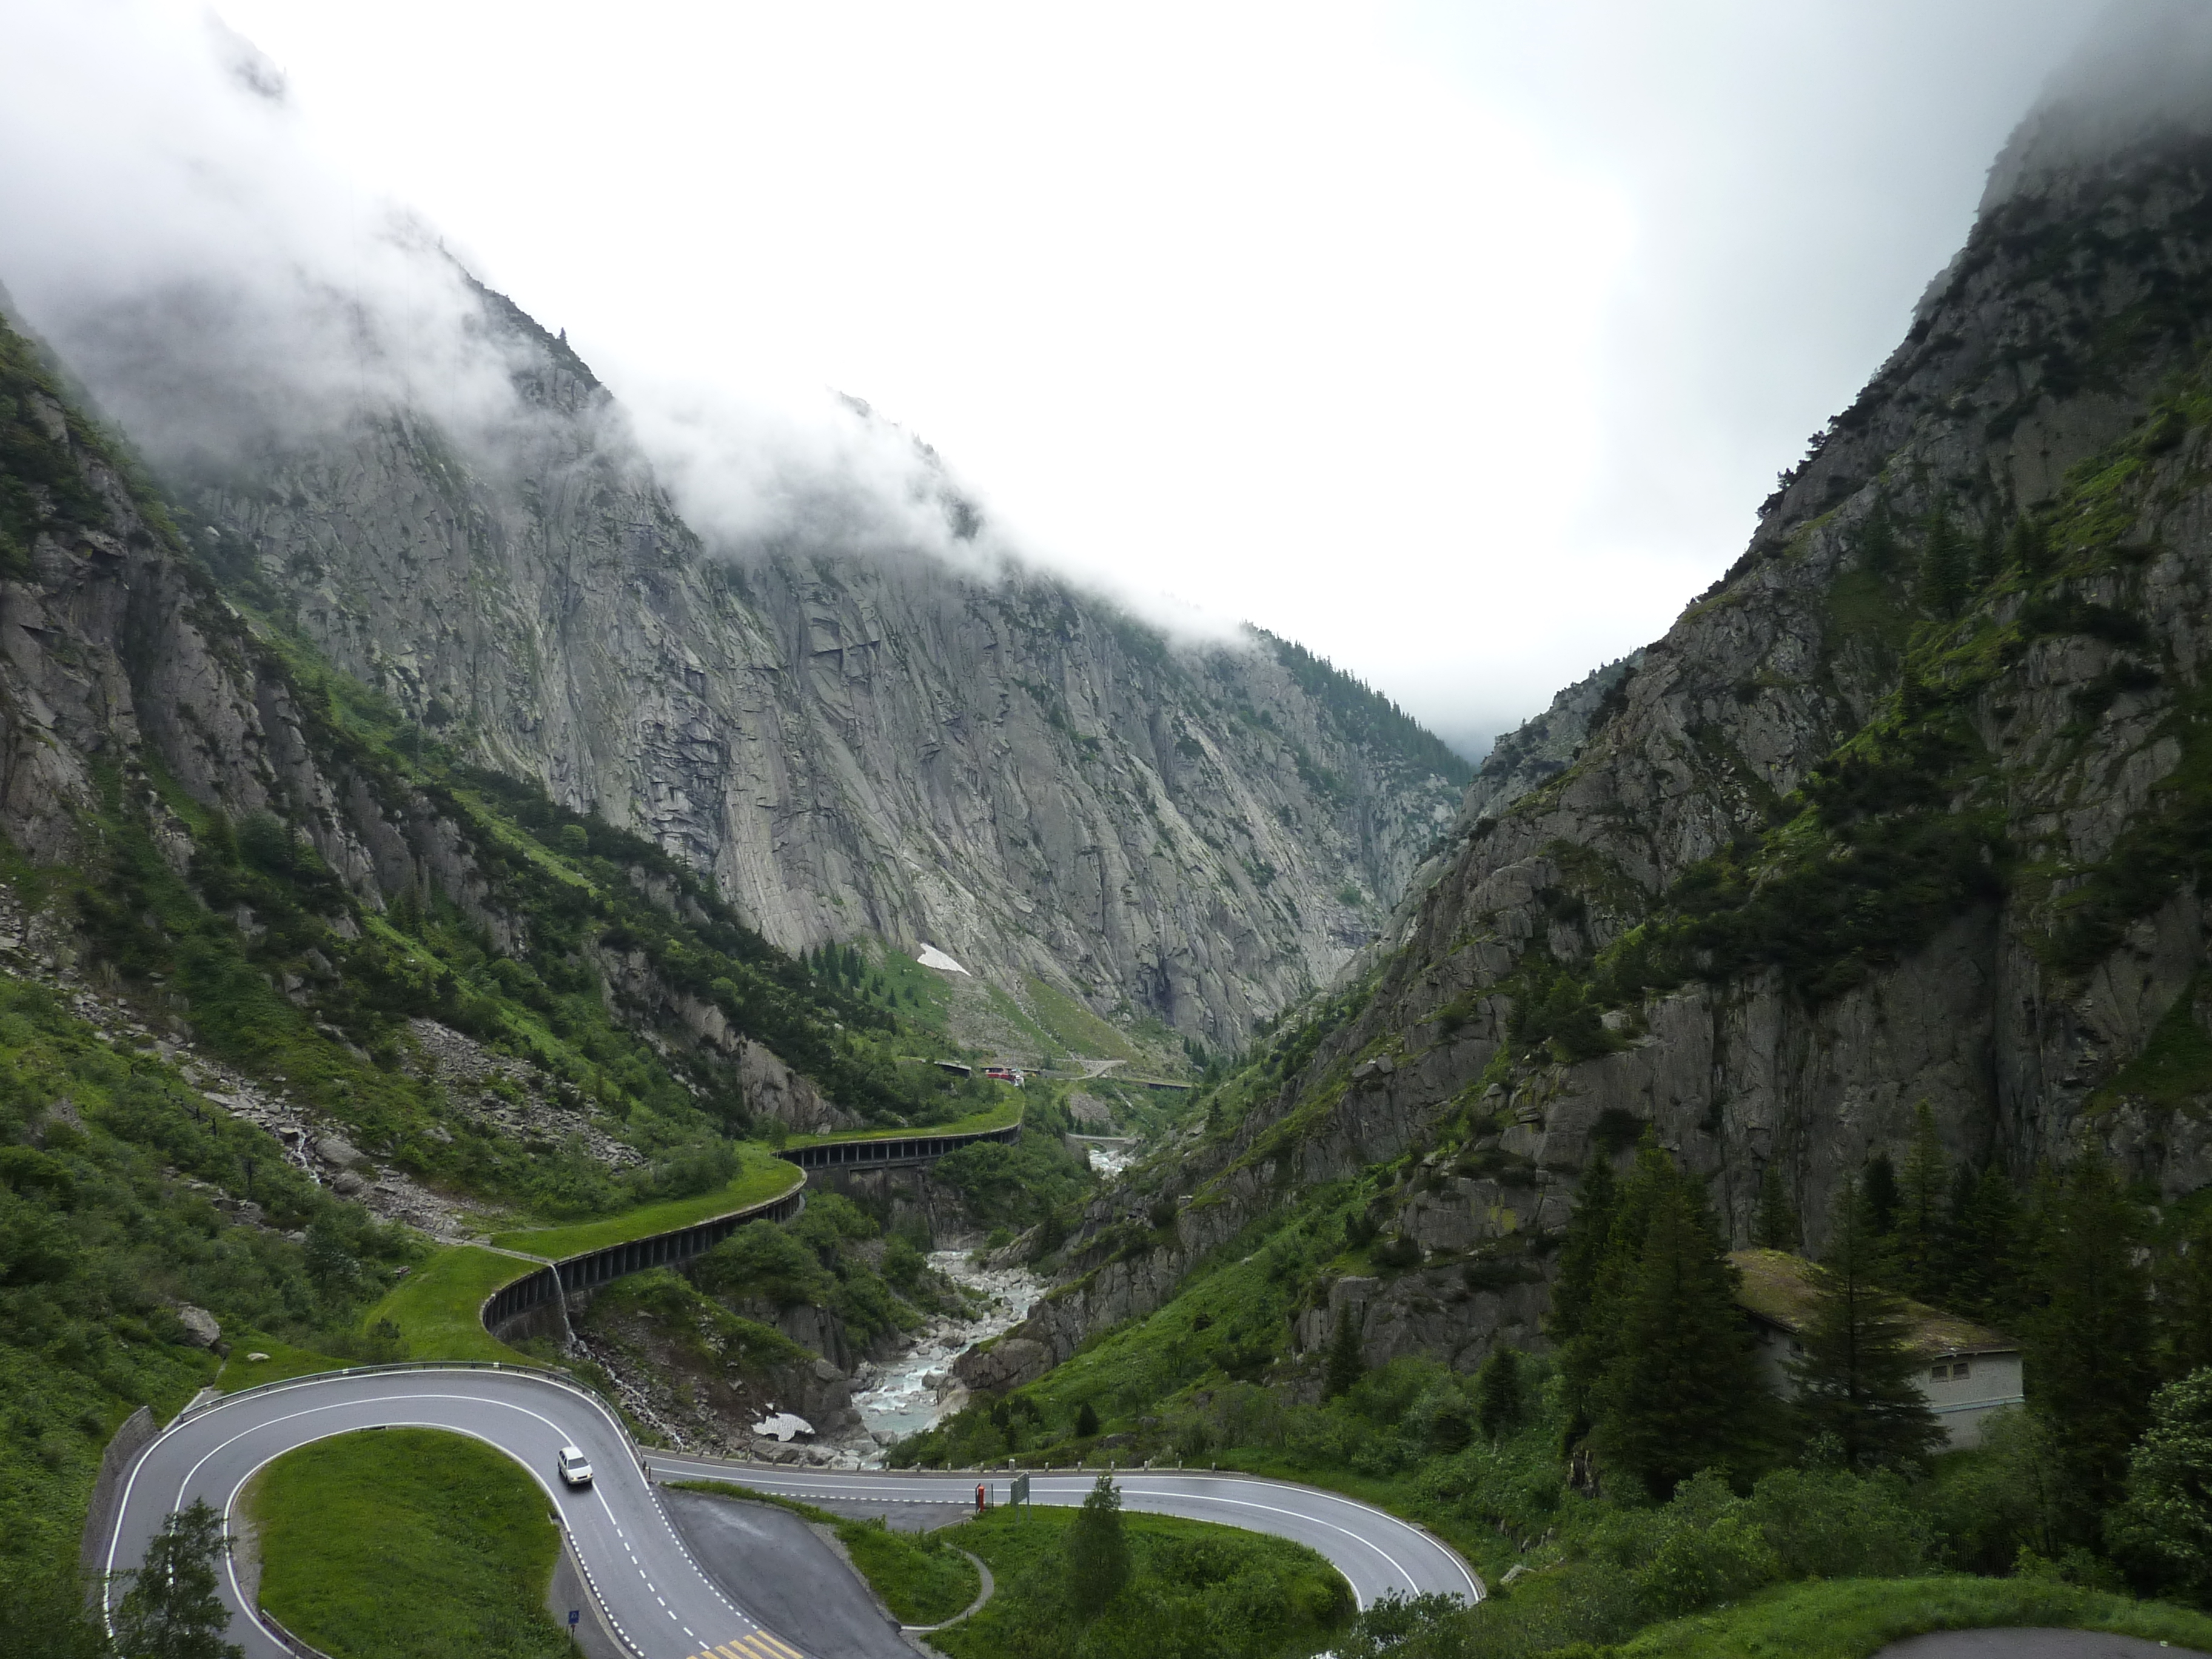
[
  {"left": 0, "top": 304, "right": 1083, "bottom": 1602},
  {"left": 360, "top": 1247, "right": 540, "bottom": 1365},
  {"left": 489, "top": 1149, "right": 802, "bottom": 1256},
  {"left": 0, "top": 977, "right": 418, "bottom": 1593}
]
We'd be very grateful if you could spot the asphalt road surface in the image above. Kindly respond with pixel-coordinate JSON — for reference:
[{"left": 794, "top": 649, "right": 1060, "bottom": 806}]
[
  {"left": 96, "top": 1366, "right": 1480, "bottom": 1659},
  {"left": 101, "top": 1367, "right": 809, "bottom": 1659},
  {"left": 657, "top": 1489, "right": 914, "bottom": 1659},
  {"left": 648, "top": 1450, "right": 1484, "bottom": 1609}
]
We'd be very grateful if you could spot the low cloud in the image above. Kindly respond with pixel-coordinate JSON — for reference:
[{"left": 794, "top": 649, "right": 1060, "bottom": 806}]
[{"left": 0, "top": 1, "right": 1102, "bottom": 610}]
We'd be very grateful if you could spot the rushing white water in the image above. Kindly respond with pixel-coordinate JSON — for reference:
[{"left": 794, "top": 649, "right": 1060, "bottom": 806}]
[
  {"left": 1085, "top": 1141, "right": 1137, "bottom": 1178},
  {"left": 848, "top": 1248, "right": 1042, "bottom": 1460}
]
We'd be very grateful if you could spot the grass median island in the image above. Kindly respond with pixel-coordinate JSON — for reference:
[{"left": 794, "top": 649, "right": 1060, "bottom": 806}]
[
  {"left": 932, "top": 1498, "right": 1352, "bottom": 1659},
  {"left": 361, "top": 1245, "right": 537, "bottom": 1364},
  {"left": 489, "top": 1148, "right": 802, "bottom": 1257},
  {"left": 670, "top": 1481, "right": 980, "bottom": 1625},
  {"left": 248, "top": 1427, "right": 571, "bottom": 1659},
  {"left": 1608, "top": 1575, "right": 2212, "bottom": 1659}
]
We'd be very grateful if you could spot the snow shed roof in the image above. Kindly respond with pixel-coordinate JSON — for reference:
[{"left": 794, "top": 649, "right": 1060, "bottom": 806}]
[{"left": 1729, "top": 1248, "right": 2017, "bottom": 1358}]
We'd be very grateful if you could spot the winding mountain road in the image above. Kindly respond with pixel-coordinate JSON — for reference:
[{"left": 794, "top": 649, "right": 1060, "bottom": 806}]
[
  {"left": 96, "top": 1365, "right": 1478, "bottom": 1659},
  {"left": 648, "top": 1452, "right": 1481, "bottom": 1611}
]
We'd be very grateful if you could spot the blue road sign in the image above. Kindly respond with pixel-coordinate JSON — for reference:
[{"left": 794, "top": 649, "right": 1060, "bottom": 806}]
[{"left": 568, "top": 1609, "right": 581, "bottom": 1629}]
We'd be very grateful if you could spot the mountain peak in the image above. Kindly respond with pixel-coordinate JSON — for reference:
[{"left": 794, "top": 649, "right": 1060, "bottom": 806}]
[{"left": 1982, "top": 0, "right": 2212, "bottom": 210}]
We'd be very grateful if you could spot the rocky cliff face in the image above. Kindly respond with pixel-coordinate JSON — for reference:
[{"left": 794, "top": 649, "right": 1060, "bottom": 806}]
[
  {"left": 996, "top": 47, "right": 2212, "bottom": 1380},
  {"left": 146, "top": 296, "right": 1464, "bottom": 1047}
]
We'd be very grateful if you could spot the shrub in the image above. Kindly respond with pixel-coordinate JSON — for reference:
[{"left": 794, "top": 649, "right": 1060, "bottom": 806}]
[
  {"left": 2107, "top": 1367, "right": 2212, "bottom": 1603},
  {"left": 1372, "top": 1233, "right": 1423, "bottom": 1270},
  {"left": 1745, "top": 1466, "right": 1930, "bottom": 1579}
]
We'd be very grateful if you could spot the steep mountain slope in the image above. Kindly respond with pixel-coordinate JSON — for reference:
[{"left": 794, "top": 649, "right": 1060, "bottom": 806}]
[
  {"left": 993, "top": 38, "right": 2212, "bottom": 1380},
  {"left": 0, "top": 300, "right": 1019, "bottom": 1185},
  {"left": 0, "top": 301, "right": 1108, "bottom": 1598},
  {"left": 141, "top": 296, "right": 1464, "bottom": 1046}
]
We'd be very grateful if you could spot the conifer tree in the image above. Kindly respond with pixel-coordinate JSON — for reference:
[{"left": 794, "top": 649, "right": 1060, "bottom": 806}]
[
  {"left": 1065, "top": 1474, "right": 1131, "bottom": 1614},
  {"left": 1074, "top": 1399, "right": 1101, "bottom": 1438},
  {"left": 1549, "top": 1152, "right": 1621, "bottom": 1432},
  {"left": 1857, "top": 497, "right": 1900, "bottom": 575},
  {"left": 1918, "top": 504, "right": 1972, "bottom": 618},
  {"left": 1324, "top": 1307, "right": 1365, "bottom": 1400},
  {"left": 1946, "top": 1163, "right": 2024, "bottom": 1323},
  {"left": 1475, "top": 1346, "right": 1524, "bottom": 1443},
  {"left": 1972, "top": 516, "right": 2006, "bottom": 587},
  {"left": 2156, "top": 1218, "right": 2212, "bottom": 1381},
  {"left": 2006, "top": 514, "right": 2049, "bottom": 577},
  {"left": 1755, "top": 1164, "right": 1800, "bottom": 1251},
  {"left": 1893, "top": 1101, "right": 1951, "bottom": 1301},
  {"left": 1862, "top": 1153, "right": 1902, "bottom": 1240},
  {"left": 2029, "top": 1157, "right": 2156, "bottom": 1537},
  {"left": 1549, "top": 1154, "right": 1618, "bottom": 1345},
  {"left": 1590, "top": 1165, "right": 1765, "bottom": 1498},
  {"left": 110, "top": 1500, "right": 243, "bottom": 1659},
  {"left": 1790, "top": 1179, "right": 1942, "bottom": 1472}
]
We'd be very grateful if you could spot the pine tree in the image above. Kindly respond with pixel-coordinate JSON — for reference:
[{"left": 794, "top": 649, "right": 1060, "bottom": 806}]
[
  {"left": 1549, "top": 1155, "right": 1618, "bottom": 1346},
  {"left": 1756, "top": 1164, "right": 1800, "bottom": 1251},
  {"left": 1893, "top": 1101, "right": 1951, "bottom": 1301},
  {"left": 1549, "top": 1152, "right": 1621, "bottom": 1432},
  {"left": 386, "top": 881, "right": 423, "bottom": 937},
  {"left": 1475, "top": 1346, "right": 1524, "bottom": 1443},
  {"left": 1857, "top": 497, "right": 1901, "bottom": 576},
  {"left": 1918, "top": 504, "right": 1972, "bottom": 618},
  {"left": 2156, "top": 1218, "right": 2212, "bottom": 1381},
  {"left": 1790, "top": 1179, "right": 1942, "bottom": 1472},
  {"left": 110, "top": 1500, "right": 243, "bottom": 1659},
  {"left": 1065, "top": 1474, "right": 1131, "bottom": 1614},
  {"left": 1946, "top": 1163, "right": 2023, "bottom": 1322},
  {"left": 1862, "top": 1153, "right": 1902, "bottom": 1240},
  {"left": 1324, "top": 1308, "right": 1365, "bottom": 1400},
  {"left": 2028, "top": 1157, "right": 2157, "bottom": 1538},
  {"left": 1590, "top": 1165, "right": 1766, "bottom": 1498},
  {"left": 1971, "top": 516, "right": 2006, "bottom": 587},
  {"left": 1074, "top": 1400, "right": 1101, "bottom": 1438},
  {"left": 2006, "top": 514, "right": 2049, "bottom": 577}
]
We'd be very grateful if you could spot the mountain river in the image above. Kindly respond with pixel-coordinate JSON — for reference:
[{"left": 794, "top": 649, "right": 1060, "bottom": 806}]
[{"left": 848, "top": 1248, "right": 1043, "bottom": 1461}]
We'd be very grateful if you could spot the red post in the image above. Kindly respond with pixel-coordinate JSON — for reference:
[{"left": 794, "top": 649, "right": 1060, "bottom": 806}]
[{"left": 975, "top": 1481, "right": 986, "bottom": 1513}]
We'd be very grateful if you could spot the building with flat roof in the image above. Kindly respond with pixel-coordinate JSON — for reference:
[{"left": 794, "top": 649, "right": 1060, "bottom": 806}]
[{"left": 1729, "top": 1248, "right": 2024, "bottom": 1450}]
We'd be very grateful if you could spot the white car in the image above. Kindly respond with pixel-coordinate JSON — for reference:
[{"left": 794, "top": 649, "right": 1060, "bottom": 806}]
[{"left": 557, "top": 1446, "right": 593, "bottom": 1488}]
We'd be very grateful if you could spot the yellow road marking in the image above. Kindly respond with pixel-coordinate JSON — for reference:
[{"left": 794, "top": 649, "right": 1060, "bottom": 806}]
[{"left": 755, "top": 1632, "right": 806, "bottom": 1659}]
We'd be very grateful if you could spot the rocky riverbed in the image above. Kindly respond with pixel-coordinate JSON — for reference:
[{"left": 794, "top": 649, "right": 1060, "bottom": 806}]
[{"left": 846, "top": 1247, "right": 1044, "bottom": 1462}]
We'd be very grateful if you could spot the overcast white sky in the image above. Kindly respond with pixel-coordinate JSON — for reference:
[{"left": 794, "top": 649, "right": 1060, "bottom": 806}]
[{"left": 7, "top": 1, "right": 2111, "bottom": 759}]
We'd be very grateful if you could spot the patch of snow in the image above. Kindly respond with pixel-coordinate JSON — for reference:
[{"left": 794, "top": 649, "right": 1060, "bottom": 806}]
[
  {"left": 916, "top": 943, "right": 970, "bottom": 974},
  {"left": 751, "top": 1411, "right": 814, "bottom": 1441}
]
